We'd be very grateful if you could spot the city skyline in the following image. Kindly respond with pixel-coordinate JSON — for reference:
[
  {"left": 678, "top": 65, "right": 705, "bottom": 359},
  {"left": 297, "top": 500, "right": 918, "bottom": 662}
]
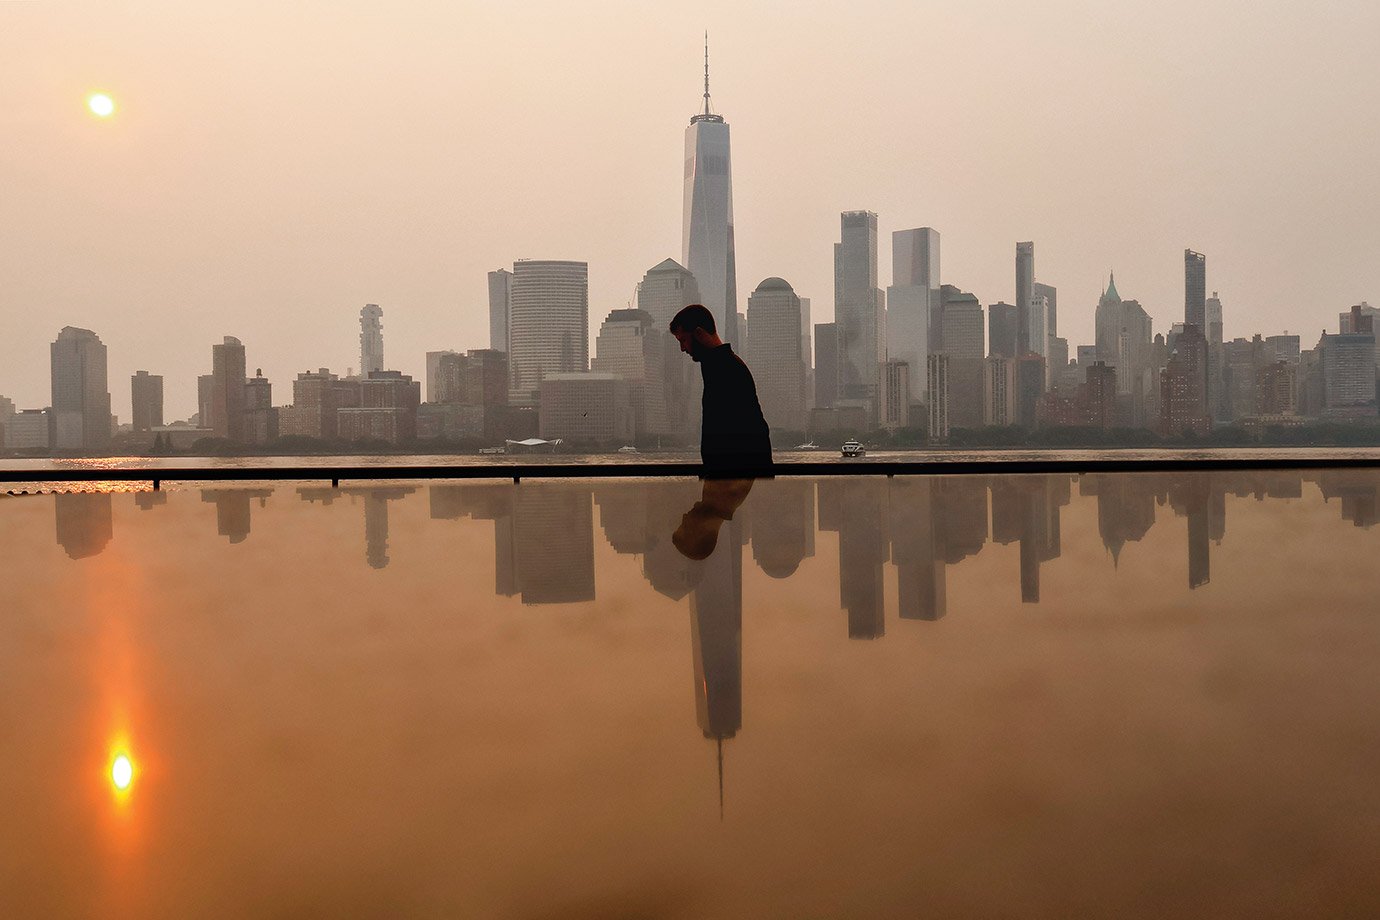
[{"left": 4, "top": 2, "right": 1379, "bottom": 421}]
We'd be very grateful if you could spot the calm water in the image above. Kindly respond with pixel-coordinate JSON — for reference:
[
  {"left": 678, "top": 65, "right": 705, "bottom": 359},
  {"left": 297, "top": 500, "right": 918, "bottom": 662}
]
[{"left": 4, "top": 470, "right": 1380, "bottom": 917}]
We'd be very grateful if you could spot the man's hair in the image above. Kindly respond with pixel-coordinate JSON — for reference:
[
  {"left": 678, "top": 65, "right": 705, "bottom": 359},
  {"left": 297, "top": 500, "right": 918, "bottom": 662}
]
[{"left": 669, "top": 304, "right": 716, "bottom": 336}]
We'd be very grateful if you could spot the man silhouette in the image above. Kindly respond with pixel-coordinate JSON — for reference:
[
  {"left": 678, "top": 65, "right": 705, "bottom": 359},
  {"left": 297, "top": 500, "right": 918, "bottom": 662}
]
[{"left": 669, "top": 304, "right": 773, "bottom": 475}]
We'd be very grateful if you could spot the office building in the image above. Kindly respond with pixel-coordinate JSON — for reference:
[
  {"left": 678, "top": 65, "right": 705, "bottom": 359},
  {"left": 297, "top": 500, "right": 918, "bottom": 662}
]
[
  {"left": 508, "top": 259, "right": 589, "bottom": 405},
  {"left": 682, "top": 44, "right": 739, "bottom": 345},
  {"left": 835, "top": 210, "right": 885, "bottom": 414},
  {"left": 592, "top": 308, "right": 667, "bottom": 436},
  {"left": 988, "top": 302, "right": 1018, "bottom": 359},
  {"left": 50, "top": 326, "right": 111, "bottom": 451},
  {"left": 879, "top": 360, "right": 911, "bottom": 430},
  {"left": 131, "top": 371, "right": 163, "bottom": 432},
  {"left": 537, "top": 372, "right": 634, "bottom": 443},
  {"left": 244, "top": 369, "right": 276, "bottom": 443},
  {"left": 488, "top": 269, "right": 512, "bottom": 353},
  {"left": 745, "top": 278, "right": 806, "bottom": 431},
  {"left": 1015, "top": 242, "right": 1034, "bottom": 354},
  {"left": 927, "top": 354, "right": 949, "bottom": 441},
  {"left": 360, "top": 304, "right": 384, "bottom": 376},
  {"left": 6, "top": 409, "right": 50, "bottom": 449},
  {"left": 888, "top": 227, "right": 939, "bottom": 402},
  {"left": 983, "top": 357, "right": 1017, "bottom": 426},
  {"left": 208, "top": 336, "right": 247, "bottom": 441},
  {"left": 814, "top": 322, "right": 838, "bottom": 410},
  {"left": 637, "top": 258, "right": 702, "bottom": 441}
]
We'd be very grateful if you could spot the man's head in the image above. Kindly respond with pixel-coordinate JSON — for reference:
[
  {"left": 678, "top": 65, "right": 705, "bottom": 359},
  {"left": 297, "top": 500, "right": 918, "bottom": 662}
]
[{"left": 669, "top": 304, "right": 721, "bottom": 362}]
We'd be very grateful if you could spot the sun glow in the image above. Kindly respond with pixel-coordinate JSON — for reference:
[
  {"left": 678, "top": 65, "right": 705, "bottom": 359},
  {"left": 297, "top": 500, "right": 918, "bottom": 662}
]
[
  {"left": 111, "top": 753, "right": 134, "bottom": 791},
  {"left": 87, "top": 93, "right": 115, "bottom": 118}
]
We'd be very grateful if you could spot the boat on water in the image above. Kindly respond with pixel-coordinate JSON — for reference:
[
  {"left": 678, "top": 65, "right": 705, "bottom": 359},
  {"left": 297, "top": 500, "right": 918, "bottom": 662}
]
[
  {"left": 478, "top": 447, "right": 506, "bottom": 455},
  {"left": 617, "top": 445, "right": 639, "bottom": 454},
  {"left": 841, "top": 440, "right": 866, "bottom": 458},
  {"left": 794, "top": 442, "right": 820, "bottom": 450}
]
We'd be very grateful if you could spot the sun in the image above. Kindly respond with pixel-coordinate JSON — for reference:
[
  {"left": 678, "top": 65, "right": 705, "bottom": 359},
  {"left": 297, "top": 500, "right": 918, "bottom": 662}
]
[{"left": 87, "top": 93, "right": 116, "bottom": 118}]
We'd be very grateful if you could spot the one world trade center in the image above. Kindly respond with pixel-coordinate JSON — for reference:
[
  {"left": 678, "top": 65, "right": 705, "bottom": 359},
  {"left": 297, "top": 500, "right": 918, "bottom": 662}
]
[{"left": 681, "top": 38, "right": 738, "bottom": 346}]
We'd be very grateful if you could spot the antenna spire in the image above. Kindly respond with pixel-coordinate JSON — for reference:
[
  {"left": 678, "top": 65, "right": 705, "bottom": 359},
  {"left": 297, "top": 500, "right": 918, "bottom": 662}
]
[{"left": 703, "top": 32, "right": 712, "bottom": 116}]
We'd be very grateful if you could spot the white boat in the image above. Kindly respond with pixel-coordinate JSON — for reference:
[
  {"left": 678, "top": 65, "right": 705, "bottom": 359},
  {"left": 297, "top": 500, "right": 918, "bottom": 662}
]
[
  {"left": 617, "top": 445, "right": 639, "bottom": 453},
  {"left": 841, "top": 440, "right": 866, "bottom": 458},
  {"left": 478, "top": 446, "right": 506, "bottom": 455},
  {"left": 795, "top": 442, "right": 820, "bottom": 450}
]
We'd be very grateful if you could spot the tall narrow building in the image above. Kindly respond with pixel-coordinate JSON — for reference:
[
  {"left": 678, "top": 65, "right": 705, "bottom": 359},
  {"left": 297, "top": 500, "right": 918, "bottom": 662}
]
[
  {"left": 360, "top": 304, "right": 384, "bottom": 376},
  {"left": 508, "top": 259, "right": 589, "bottom": 406},
  {"left": 888, "top": 227, "right": 938, "bottom": 404},
  {"left": 1015, "top": 242, "right": 1034, "bottom": 355},
  {"left": 488, "top": 269, "right": 512, "bottom": 354},
  {"left": 745, "top": 277, "right": 806, "bottom": 431},
  {"left": 131, "top": 371, "right": 163, "bottom": 432},
  {"left": 835, "top": 210, "right": 885, "bottom": 416},
  {"left": 681, "top": 38, "right": 739, "bottom": 345},
  {"left": 210, "top": 336, "right": 247, "bottom": 441},
  {"left": 1184, "top": 250, "right": 1207, "bottom": 331},
  {"left": 50, "top": 326, "right": 111, "bottom": 450},
  {"left": 637, "top": 258, "right": 702, "bottom": 441}
]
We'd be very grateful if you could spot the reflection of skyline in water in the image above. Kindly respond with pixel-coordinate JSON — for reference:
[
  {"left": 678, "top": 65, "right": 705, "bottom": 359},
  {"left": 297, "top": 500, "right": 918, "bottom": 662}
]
[
  {"left": 41, "top": 470, "right": 1380, "bottom": 592},
  {"left": 11, "top": 469, "right": 1380, "bottom": 914}
]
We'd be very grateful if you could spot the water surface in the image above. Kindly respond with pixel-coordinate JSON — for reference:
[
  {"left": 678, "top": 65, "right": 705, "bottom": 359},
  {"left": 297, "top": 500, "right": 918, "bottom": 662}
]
[{"left": 3, "top": 470, "right": 1380, "bottom": 917}]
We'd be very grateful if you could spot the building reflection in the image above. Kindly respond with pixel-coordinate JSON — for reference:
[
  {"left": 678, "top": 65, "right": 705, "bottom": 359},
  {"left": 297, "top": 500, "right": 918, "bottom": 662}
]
[
  {"left": 133, "top": 490, "right": 167, "bottom": 511},
  {"left": 823, "top": 479, "right": 890, "bottom": 639},
  {"left": 340, "top": 487, "right": 417, "bottom": 569},
  {"left": 748, "top": 478, "right": 815, "bottom": 579},
  {"left": 672, "top": 479, "right": 752, "bottom": 817},
  {"left": 889, "top": 478, "right": 946, "bottom": 621},
  {"left": 1318, "top": 470, "right": 1380, "bottom": 528},
  {"left": 54, "top": 492, "right": 113, "bottom": 559},
  {"left": 596, "top": 480, "right": 705, "bottom": 600},
  {"left": 1167, "top": 475, "right": 1214, "bottom": 589},
  {"left": 1081, "top": 474, "right": 1157, "bottom": 565},
  {"left": 200, "top": 489, "right": 274, "bottom": 544}
]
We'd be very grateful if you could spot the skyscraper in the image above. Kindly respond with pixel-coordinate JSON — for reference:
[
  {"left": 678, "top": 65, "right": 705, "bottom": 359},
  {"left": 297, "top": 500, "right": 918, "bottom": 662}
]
[
  {"left": 50, "top": 326, "right": 111, "bottom": 450},
  {"left": 1015, "top": 242, "right": 1034, "bottom": 354},
  {"left": 745, "top": 277, "right": 806, "bottom": 431},
  {"left": 637, "top": 258, "right": 702, "bottom": 441},
  {"left": 1034, "top": 281, "right": 1058, "bottom": 340},
  {"left": 209, "top": 336, "right": 247, "bottom": 441},
  {"left": 592, "top": 308, "right": 666, "bottom": 436},
  {"left": 360, "top": 304, "right": 384, "bottom": 376},
  {"left": 888, "top": 227, "right": 939, "bottom": 403},
  {"left": 814, "top": 322, "right": 839, "bottom": 410},
  {"left": 988, "top": 303, "right": 1018, "bottom": 359},
  {"left": 508, "top": 259, "right": 589, "bottom": 405},
  {"left": 835, "top": 210, "right": 885, "bottom": 415},
  {"left": 1184, "top": 251, "right": 1207, "bottom": 331},
  {"left": 682, "top": 39, "right": 738, "bottom": 345},
  {"left": 487, "top": 269, "right": 512, "bottom": 354},
  {"left": 130, "top": 370, "right": 163, "bottom": 432}
]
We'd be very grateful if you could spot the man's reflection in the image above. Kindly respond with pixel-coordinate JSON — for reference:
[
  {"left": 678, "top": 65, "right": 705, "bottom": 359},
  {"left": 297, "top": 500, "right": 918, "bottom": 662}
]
[
  {"left": 54, "top": 492, "right": 113, "bottom": 559},
  {"left": 673, "top": 478, "right": 753, "bottom": 818}
]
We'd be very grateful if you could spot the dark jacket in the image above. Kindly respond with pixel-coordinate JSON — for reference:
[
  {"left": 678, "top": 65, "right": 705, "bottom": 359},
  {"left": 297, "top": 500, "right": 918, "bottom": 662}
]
[{"left": 699, "top": 344, "right": 773, "bottom": 473}]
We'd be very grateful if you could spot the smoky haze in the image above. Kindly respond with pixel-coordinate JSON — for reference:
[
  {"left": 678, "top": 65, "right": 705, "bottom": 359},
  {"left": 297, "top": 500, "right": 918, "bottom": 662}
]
[{"left": 2, "top": 0, "right": 1378, "bottom": 421}]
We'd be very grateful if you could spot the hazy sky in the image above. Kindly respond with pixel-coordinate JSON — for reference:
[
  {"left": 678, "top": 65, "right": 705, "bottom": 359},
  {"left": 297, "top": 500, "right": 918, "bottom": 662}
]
[{"left": 4, "top": 0, "right": 1379, "bottom": 420}]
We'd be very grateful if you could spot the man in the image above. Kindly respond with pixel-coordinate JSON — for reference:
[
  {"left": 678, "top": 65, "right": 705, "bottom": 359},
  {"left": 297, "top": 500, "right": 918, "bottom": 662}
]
[{"left": 669, "top": 304, "right": 773, "bottom": 475}]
